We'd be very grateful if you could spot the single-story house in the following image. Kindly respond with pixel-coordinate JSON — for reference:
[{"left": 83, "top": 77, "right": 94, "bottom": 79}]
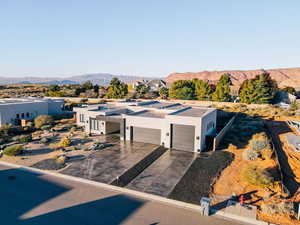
[
  {"left": 0, "top": 98, "right": 64, "bottom": 126},
  {"left": 73, "top": 100, "right": 217, "bottom": 152}
]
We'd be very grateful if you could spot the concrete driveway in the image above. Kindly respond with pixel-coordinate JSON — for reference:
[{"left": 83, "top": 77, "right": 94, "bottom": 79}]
[
  {"left": 0, "top": 163, "right": 242, "bottom": 225},
  {"left": 60, "top": 141, "right": 164, "bottom": 185}
]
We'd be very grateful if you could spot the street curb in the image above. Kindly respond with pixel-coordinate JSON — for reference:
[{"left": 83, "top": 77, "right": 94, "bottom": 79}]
[{"left": 0, "top": 160, "right": 268, "bottom": 225}]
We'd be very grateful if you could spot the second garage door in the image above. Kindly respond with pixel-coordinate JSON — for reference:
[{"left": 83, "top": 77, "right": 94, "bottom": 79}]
[
  {"left": 131, "top": 127, "right": 161, "bottom": 145},
  {"left": 171, "top": 124, "right": 195, "bottom": 152}
]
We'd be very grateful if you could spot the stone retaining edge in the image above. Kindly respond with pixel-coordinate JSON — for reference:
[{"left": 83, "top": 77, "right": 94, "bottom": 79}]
[{"left": 0, "top": 160, "right": 270, "bottom": 225}]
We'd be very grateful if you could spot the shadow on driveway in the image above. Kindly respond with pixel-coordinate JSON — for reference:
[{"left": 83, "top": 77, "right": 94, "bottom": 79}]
[{"left": 0, "top": 167, "right": 144, "bottom": 225}]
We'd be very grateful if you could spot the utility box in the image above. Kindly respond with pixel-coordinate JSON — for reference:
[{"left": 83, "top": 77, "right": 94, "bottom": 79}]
[{"left": 200, "top": 197, "right": 211, "bottom": 216}]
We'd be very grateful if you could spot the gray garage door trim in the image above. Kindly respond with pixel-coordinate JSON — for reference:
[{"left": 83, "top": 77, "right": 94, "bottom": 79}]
[
  {"left": 171, "top": 124, "right": 195, "bottom": 152},
  {"left": 131, "top": 126, "right": 161, "bottom": 145}
]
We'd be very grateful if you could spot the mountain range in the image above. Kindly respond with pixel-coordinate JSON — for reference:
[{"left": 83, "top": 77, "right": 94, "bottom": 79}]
[
  {"left": 166, "top": 67, "right": 300, "bottom": 88},
  {"left": 1, "top": 67, "right": 300, "bottom": 88},
  {"left": 0, "top": 73, "right": 157, "bottom": 85}
]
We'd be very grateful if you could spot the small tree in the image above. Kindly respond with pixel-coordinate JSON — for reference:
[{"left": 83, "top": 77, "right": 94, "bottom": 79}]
[
  {"left": 169, "top": 80, "right": 195, "bottom": 100},
  {"left": 106, "top": 78, "right": 128, "bottom": 99},
  {"left": 212, "top": 73, "right": 232, "bottom": 102},
  {"left": 34, "top": 115, "right": 53, "bottom": 129},
  {"left": 82, "top": 80, "right": 93, "bottom": 90},
  {"left": 194, "top": 79, "right": 213, "bottom": 101},
  {"left": 239, "top": 72, "right": 278, "bottom": 104},
  {"left": 135, "top": 83, "right": 150, "bottom": 98},
  {"left": 159, "top": 87, "right": 169, "bottom": 99}
]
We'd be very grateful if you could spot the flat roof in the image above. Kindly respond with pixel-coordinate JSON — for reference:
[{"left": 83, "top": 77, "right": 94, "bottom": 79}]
[
  {"left": 0, "top": 98, "right": 46, "bottom": 105},
  {"left": 131, "top": 110, "right": 166, "bottom": 118},
  {"left": 143, "top": 102, "right": 180, "bottom": 109},
  {"left": 0, "top": 98, "right": 63, "bottom": 105},
  {"left": 173, "top": 107, "right": 212, "bottom": 117}
]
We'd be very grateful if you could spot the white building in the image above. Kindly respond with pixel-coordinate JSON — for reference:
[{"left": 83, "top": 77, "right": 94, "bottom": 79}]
[
  {"left": 0, "top": 98, "right": 64, "bottom": 126},
  {"left": 74, "top": 100, "right": 217, "bottom": 152}
]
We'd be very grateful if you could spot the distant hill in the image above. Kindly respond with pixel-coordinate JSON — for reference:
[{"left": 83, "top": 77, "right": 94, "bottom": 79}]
[
  {"left": 0, "top": 73, "right": 158, "bottom": 85},
  {"left": 166, "top": 67, "right": 300, "bottom": 88}
]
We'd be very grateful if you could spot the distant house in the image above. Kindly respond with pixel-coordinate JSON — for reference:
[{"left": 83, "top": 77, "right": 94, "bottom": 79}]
[
  {"left": 0, "top": 98, "right": 64, "bottom": 126},
  {"left": 131, "top": 79, "right": 166, "bottom": 92},
  {"left": 147, "top": 80, "right": 167, "bottom": 91},
  {"left": 276, "top": 91, "right": 297, "bottom": 104}
]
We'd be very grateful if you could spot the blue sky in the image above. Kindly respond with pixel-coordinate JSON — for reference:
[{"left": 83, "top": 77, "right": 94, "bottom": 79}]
[{"left": 0, "top": 1, "right": 299, "bottom": 78}]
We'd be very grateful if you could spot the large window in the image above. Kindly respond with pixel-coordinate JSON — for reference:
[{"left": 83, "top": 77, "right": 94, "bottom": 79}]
[
  {"left": 79, "top": 114, "right": 85, "bottom": 122},
  {"left": 90, "top": 118, "right": 100, "bottom": 131}
]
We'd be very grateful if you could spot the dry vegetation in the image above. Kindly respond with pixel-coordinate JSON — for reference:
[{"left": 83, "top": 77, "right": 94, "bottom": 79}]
[{"left": 212, "top": 103, "right": 300, "bottom": 225}]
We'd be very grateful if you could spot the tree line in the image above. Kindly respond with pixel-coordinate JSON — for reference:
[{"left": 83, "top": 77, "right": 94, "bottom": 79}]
[{"left": 46, "top": 72, "right": 295, "bottom": 104}]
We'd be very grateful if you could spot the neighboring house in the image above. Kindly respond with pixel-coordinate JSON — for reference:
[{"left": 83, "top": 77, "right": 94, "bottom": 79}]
[
  {"left": 131, "top": 79, "right": 166, "bottom": 92},
  {"left": 147, "top": 79, "right": 167, "bottom": 91},
  {"left": 0, "top": 98, "right": 64, "bottom": 126},
  {"left": 131, "top": 80, "right": 149, "bottom": 90},
  {"left": 276, "top": 91, "right": 297, "bottom": 104},
  {"left": 73, "top": 100, "right": 217, "bottom": 152}
]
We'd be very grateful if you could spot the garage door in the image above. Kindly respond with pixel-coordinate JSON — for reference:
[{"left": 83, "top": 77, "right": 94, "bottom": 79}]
[
  {"left": 171, "top": 124, "right": 195, "bottom": 152},
  {"left": 132, "top": 127, "right": 161, "bottom": 145}
]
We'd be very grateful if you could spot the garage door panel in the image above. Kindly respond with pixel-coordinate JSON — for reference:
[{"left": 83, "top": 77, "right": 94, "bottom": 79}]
[
  {"left": 132, "top": 127, "right": 161, "bottom": 145},
  {"left": 172, "top": 124, "right": 195, "bottom": 152}
]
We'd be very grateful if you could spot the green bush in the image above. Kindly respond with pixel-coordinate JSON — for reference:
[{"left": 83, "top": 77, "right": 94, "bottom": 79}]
[
  {"left": 250, "top": 133, "right": 269, "bottom": 151},
  {"left": 3, "top": 144, "right": 23, "bottom": 156},
  {"left": 34, "top": 115, "right": 53, "bottom": 129},
  {"left": 18, "top": 135, "right": 32, "bottom": 143},
  {"left": 59, "top": 136, "right": 71, "bottom": 148},
  {"left": 40, "top": 137, "right": 50, "bottom": 144},
  {"left": 242, "top": 165, "right": 274, "bottom": 188},
  {"left": 41, "top": 125, "right": 52, "bottom": 131},
  {"left": 242, "top": 149, "right": 260, "bottom": 161}
]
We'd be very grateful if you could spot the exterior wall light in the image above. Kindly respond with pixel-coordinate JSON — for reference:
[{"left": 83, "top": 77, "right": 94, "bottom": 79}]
[
  {"left": 166, "top": 132, "right": 169, "bottom": 136},
  {"left": 126, "top": 126, "right": 129, "bottom": 130},
  {"left": 196, "top": 136, "right": 200, "bottom": 140}
]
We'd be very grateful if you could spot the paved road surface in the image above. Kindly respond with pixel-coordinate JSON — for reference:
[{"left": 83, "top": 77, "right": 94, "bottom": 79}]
[{"left": 0, "top": 164, "right": 242, "bottom": 225}]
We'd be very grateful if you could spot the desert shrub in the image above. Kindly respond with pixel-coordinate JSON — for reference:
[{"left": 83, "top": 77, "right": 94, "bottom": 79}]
[
  {"left": 262, "top": 148, "right": 274, "bottom": 160},
  {"left": 34, "top": 115, "right": 53, "bottom": 129},
  {"left": 3, "top": 144, "right": 23, "bottom": 156},
  {"left": 228, "top": 144, "right": 238, "bottom": 151},
  {"left": 59, "top": 136, "right": 71, "bottom": 148},
  {"left": 41, "top": 125, "right": 52, "bottom": 131},
  {"left": 18, "top": 135, "right": 32, "bottom": 143},
  {"left": 250, "top": 132, "right": 269, "bottom": 151},
  {"left": 70, "top": 127, "right": 76, "bottom": 133},
  {"left": 0, "top": 124, "right": 13, "bottom": 136},
  {"left": 55, "top": 155, "right": 66, "bottom": 165},
  {"left": 242, "top": 165, "right": 274, "bottom": 188},
  {"left": 261, "top": 202, "right": 295, "bottom": 215},
  {"left": 49, "top": 143, "right": 60, "bottom": 149},
  {"left": 40, "top": 137, "right": 50, "bottom": 144},
  {"left": 242, "top": 149, "right": 260, "bottom": 161}
]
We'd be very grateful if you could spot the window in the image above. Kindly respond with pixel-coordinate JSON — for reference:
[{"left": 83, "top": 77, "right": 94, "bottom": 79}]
[
  {"left": 21, "top": 113, "right": 25, "bottom": 119},
  {"left": 79, "top": 114, "right": 85, "bottom": 122},
  {"left": 16, "top": 114, "right": 20, "bottom": 119},
  {"left": 26, "top": 112, "right": 30, "bottom": 118}
]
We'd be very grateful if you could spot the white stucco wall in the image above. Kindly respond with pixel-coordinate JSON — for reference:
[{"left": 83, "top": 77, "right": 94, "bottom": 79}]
[
  {"left": 0, "top": 102, "right": 48, "bottom": 125},
  {"left": 200, "top": 109, "right": 217, "bottom": 150}
]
